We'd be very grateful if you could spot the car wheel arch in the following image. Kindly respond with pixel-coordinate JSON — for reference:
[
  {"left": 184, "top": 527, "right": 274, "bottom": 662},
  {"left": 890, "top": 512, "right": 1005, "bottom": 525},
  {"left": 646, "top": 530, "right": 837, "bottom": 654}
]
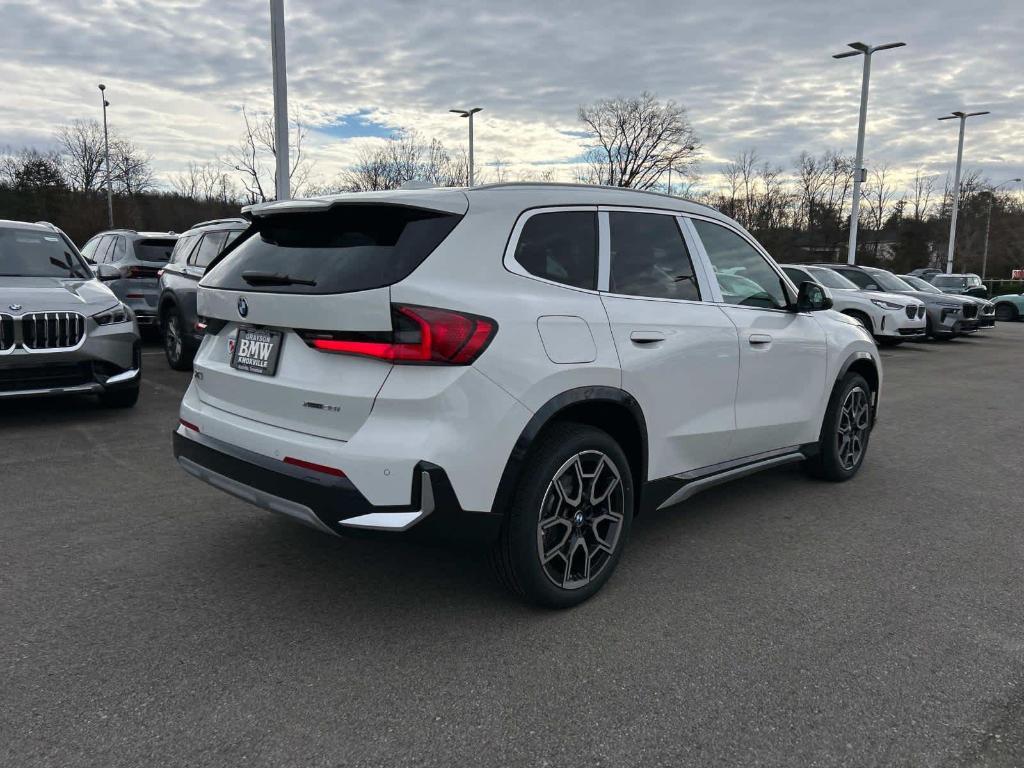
[
  {"left": 836, "top": 353, "right": 879, "bottom": 411},
  {"left": 490, "top": 386, "right": 648, "bottom": 518}
]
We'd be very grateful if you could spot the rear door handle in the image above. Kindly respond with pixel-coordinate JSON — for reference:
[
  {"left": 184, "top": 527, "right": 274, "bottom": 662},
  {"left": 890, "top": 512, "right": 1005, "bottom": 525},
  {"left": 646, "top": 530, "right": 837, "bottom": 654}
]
[
  {"left": 748, "top": 333, "right": 773, "bottom": 346},
  {"left": 630, "top": 331, "right": 666, "bottom": 344}
]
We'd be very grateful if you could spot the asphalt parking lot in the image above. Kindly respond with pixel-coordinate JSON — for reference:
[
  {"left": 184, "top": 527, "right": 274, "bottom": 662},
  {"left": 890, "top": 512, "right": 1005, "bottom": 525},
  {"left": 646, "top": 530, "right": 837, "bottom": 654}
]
[{"left": 2, "top": 326, "right": 1023, "bottom": 767}]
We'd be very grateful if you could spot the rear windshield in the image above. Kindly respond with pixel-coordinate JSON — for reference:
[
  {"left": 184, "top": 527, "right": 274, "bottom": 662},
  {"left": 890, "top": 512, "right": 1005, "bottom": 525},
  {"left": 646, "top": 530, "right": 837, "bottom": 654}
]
[
  {"left": 0, "top": 227, "right": 92, "bottom": 278},
  {"left": 134, "top": 238, "right": 176, "bottom": 263},
  {"left": 204, "top": 205, "right": 462, "bottom": 294}
]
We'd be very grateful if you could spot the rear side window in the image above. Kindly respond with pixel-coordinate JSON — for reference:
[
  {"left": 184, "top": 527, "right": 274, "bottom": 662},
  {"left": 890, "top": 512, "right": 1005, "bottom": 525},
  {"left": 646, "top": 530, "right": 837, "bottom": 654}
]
[
  {"left": 191, "top": 232, "right": 227, "bottom": 269},
  {"left": 609, "top": 212, "right": 699, "bottom": 300},
  {"left": 513, "top": 211, "right": 597, "bottom": 290},
  {"left": 94, "top": 236, "right": 115, "bottom": 263},
  {"left": 204, "top": 205, "right": 462, "bottom": 295},
  {"left": 834, "top": 268, "right": 876, "bottom": 290},
  {"left": 171, "top": 235, "right": 198, "bottom": 265},
  {"left": 111, "top": 236, "right": 127, "bottom": 262},
  {"left": 134, "top": 238, "right": 176, "bottom": 263}
]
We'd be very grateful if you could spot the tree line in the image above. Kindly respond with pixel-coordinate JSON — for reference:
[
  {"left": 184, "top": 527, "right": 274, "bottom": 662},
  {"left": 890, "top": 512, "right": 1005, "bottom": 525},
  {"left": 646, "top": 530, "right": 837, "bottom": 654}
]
[{"left": 1, "top": 93, "right": 1021, "bottom": 278}]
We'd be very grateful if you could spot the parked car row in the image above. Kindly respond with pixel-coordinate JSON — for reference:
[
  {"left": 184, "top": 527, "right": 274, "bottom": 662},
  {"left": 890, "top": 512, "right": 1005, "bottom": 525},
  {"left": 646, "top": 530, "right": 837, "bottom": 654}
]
[{"left": 782, "top": 263, "right": 999, "bottom": 343}]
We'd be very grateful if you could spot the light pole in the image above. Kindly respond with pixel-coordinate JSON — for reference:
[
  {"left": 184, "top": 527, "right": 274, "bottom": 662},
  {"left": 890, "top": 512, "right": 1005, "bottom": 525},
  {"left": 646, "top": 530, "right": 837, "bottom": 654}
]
[
  {"left": 939, "top": 110, "right": 990, "bottom": 273},
  {"left": 98, "top": 83, "right": 113, "bottom": 228},
  {"left": 270, "top": 0, "right": 290, "bottom": 200},
  {"left": 449, "top": 107, "right": 482, "bottom": 186},
  {"left": 833, "top": 41, "right": 905, "bottom": 265},
  {"left": 980, "top": 177, "right": 1021, "bottom": 279}
]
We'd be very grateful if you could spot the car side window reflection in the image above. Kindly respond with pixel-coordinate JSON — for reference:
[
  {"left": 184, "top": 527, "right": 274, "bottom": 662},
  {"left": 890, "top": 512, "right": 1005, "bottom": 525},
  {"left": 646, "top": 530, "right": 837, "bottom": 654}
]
[{"left": 692, "top": 219, "right": 787, "bottom": 309}]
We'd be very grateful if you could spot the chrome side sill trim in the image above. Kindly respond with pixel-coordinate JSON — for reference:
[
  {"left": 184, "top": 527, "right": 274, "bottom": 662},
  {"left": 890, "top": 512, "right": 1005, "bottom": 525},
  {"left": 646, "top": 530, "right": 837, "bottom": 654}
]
[
  {"left": 177, "top": 455, "right": 339, "bottom": 537},
  {"left": 0, "top": 383, "right": 101, "bottom": 399},
  {"left": 657, "top": 453, "right": 804, "bottom": 510},
  {"left": 339, "top": 472, "right": 435, "bottom": 531}
]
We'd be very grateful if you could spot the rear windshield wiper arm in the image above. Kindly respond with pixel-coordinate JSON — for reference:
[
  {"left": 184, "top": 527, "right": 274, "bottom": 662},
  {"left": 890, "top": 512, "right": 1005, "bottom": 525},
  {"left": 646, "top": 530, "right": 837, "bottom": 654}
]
[{"left": 241, "top": 271, "right": 317, "bottom": 287}]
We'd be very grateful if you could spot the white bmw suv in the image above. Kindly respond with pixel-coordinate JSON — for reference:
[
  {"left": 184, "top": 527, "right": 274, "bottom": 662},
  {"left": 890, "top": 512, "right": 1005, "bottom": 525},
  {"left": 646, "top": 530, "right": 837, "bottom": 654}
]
[{"left": 174, "top": 184, "right": 881, "bottom": 607}]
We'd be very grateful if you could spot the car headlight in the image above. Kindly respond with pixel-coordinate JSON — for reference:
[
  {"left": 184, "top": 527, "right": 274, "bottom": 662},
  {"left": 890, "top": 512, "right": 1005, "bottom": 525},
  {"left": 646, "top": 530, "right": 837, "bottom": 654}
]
[
  {"left": 870, "top": 299, "right": 903, "bottom": 310},
  {"left": 93, "top": 303, "right": 131, "bottom": 325}
]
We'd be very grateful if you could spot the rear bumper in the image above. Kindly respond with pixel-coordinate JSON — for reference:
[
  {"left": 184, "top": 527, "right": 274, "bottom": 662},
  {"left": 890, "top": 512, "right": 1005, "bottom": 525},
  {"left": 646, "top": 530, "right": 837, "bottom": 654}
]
[{"left": 172, "top": 428, "right": 502, "bottom": 542}]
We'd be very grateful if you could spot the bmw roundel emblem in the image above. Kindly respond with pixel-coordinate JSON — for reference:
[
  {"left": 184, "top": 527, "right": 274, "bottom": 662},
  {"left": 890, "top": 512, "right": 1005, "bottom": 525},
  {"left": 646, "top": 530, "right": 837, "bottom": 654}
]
[{"left": 237, "top": 297, "right": 248, "bottom": 318}]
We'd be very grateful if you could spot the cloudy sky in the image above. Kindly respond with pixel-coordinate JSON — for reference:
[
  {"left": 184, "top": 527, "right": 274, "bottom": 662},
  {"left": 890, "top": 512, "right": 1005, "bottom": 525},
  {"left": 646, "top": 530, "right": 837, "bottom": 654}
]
[{"left": 2, "top": 0, "right": 1022, "bottom": 193}]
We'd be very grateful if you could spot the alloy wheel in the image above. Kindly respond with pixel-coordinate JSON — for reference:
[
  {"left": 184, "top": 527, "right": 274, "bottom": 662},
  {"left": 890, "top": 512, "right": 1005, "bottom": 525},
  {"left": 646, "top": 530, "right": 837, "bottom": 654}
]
[
  {"left": 536, "top": 450, "right": 625, "bottom": 590},
  {"left": 165, "top": 314, "right": 182, "bottom": 363},
  {"left": 837, "top": 386, "right": 870, "bottom": 471}
]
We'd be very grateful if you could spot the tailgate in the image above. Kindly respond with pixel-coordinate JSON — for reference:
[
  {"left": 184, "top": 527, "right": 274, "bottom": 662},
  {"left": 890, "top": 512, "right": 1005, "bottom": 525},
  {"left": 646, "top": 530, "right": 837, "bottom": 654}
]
[{"left": 194, "top": 286, "right": 393, "bottom": 442}]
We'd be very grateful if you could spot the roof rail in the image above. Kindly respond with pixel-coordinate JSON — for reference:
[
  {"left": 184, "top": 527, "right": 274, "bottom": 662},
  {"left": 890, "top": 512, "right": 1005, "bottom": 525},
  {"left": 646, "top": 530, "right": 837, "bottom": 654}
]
[
  {"left": 189, "top": 217, "right": 248, "bottom": 230},
  {"left": 34, "top": 220, "right": 59, "bottom": 231},
  {"left": 468, "top": 181, "right": 719, "bottom": 213}
]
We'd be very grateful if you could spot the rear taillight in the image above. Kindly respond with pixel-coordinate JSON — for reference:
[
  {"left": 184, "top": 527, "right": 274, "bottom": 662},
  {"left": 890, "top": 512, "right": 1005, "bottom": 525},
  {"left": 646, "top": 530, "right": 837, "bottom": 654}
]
[
  {"left": 299, "top": 304, "right": 497, "bottom": 366},
  {"left": 125, "top": 265, "right": 160, "bottom": 279}
]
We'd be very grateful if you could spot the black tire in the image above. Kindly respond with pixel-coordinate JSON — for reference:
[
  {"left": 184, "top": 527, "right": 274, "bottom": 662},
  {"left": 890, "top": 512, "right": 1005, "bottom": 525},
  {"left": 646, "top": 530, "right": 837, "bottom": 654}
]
[
  {"left": 804, "top": 373, "right": 872, "bottom": 482},
  {"left": 994, "top": 303, "right": 1018, "bottom": 322},
  {"left": 98, "top": 384, "right": 140, "bottom": 409},
  {"left": 162, "top": 307, "right": 194, "bottom": 371},
  {"left": 490, "top": 422, "right": 634, "bottom": 609}
]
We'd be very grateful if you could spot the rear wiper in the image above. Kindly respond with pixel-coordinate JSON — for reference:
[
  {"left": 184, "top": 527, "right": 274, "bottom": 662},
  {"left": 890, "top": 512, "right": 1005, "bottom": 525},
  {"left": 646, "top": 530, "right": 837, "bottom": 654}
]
[{"left": 241, "top": 270, "right": 317, "bottom": 286}]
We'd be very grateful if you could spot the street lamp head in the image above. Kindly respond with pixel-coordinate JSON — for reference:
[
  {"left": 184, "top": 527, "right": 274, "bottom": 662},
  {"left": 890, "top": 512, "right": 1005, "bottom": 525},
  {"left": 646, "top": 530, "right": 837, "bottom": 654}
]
[
  {"left": 833, "top": 41, "right": 904, "bottom": 59},
  {"left": 103, "top": 100, "right": 110, "bottom": 107},
  {"left": 870, "top": 41, "right": 906, "bottom": 53},
  {"left": 450, "top": 107, "right": 482, "bottom": 118},
  {"left": 98, "top": 83, "right": 106, "bottom": 91}
]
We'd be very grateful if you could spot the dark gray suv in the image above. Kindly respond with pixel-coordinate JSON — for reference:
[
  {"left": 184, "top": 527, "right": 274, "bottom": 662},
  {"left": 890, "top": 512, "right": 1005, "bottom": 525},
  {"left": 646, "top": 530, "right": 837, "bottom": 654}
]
[
  {"left": 157, "top": 218, "right": 247, "bottom": 369},
  {"left": 80, "top": 229, "right": 178, "bottom": 331}
]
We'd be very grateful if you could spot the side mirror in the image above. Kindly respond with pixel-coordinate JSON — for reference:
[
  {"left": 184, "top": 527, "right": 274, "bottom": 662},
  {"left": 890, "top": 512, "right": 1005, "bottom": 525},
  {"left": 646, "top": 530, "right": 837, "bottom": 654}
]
[
  {"left": 796, "top": 281, "right": 833, "bottom": 312},
  {"left": 96, "top": 263, "right": 120, "bottom": 281}
]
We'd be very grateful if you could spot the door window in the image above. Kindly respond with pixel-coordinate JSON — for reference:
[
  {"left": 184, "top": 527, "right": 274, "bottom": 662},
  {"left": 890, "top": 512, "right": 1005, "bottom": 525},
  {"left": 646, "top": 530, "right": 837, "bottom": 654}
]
[
  {"left": 608, "top": 212, "right": 699, "bottom": 301},
  {"left": 692, "top": 220, "right": 787, "bottom": 309},
  {"left": 513, "top": 210, "right": 597, "bottom": 290},
  {"left": 190, "top": 232, "right": 228, "bottom": 269}
]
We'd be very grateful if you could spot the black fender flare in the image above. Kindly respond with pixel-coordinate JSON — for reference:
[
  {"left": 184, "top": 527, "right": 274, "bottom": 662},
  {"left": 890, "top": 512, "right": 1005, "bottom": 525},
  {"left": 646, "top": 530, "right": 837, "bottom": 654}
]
[
  {"left": 835, "top": 350, "right": 880, "bottom": 419},
  {"left": 490, "top": 386, "right": 648, "bottom": 518}
]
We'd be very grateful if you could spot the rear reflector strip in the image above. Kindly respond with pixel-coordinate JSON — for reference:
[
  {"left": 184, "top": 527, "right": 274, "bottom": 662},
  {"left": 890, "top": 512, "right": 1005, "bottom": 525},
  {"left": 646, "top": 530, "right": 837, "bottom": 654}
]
[
  {"left": 283, "top": 456, "right": 346, "bottom": 478},
  {"left": 179, "top": 418, "right": 200, "bottom": 432}
]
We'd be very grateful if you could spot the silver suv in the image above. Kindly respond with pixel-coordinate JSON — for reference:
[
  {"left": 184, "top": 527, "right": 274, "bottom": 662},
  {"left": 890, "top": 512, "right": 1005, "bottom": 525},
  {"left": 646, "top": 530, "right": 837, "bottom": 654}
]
[
  {"left": 0, "top": 219, "right": 141, "bottom": 406},
  {"left": 80, "top": 229, "right": 178, "bottom": 331}
]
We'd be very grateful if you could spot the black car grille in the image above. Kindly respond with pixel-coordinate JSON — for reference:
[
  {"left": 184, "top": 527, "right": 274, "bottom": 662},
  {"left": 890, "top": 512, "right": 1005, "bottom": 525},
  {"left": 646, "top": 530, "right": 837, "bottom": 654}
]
[
  {"left": 963, "top": 304, "right": 978, "bottom": 319},
  {"left": 0, "top": 314, "right": 13, "bottom": 350},
  {"left": 21, "top": 312, "right": 85, "bottom": 350},
  {"left": 906, "top": 305, "right": 919, "bottom": 320},
  {"left": 0, "top": 362, "right": 94, "bottom": 393}
]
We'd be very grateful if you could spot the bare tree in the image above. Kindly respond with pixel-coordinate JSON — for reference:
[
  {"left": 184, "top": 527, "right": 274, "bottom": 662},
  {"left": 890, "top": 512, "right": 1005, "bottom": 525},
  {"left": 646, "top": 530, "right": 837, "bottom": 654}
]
[
  {"left": 576, "top": 91, "right": 701, "bottom": 189},
  {"left": 171, "top": 160, "right": 237, "bottom": 202},
  {"left": 108, "top": 138, "right": 155, "bottom": 195},
  {"left": 338, "top": 131, "right": 466, "bottom": 192},
  {"left": 861, "top": 164, "right": 896, "bottom": 259},
  {"left": 228, "top": 106, "right": 313, "bottom": 203},
  {"left": 910, "top": 169, "right": 935, "bottom": 221},
  {"left": 55, "top": 120, "right": 107, "bottom": 192}
]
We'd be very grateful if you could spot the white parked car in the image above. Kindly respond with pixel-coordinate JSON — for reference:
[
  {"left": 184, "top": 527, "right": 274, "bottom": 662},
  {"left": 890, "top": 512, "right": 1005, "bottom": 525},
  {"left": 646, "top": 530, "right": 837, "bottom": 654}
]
[
  {"left": 782, "top": 264, "right": 926, "bottom": 343},
  {"left": 173, "top": 184, "right": 882, "bottom": 607}
]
